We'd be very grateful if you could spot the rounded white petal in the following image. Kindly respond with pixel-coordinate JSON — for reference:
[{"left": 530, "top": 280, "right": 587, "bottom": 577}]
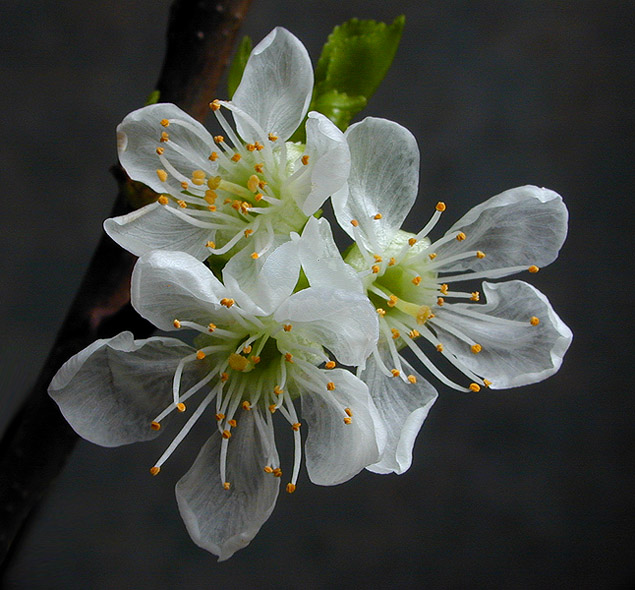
[
  {"left": 435, "top": 186, "right": 568, "bottom": 277},
  {"left": 176, "top": 410, "right": 279, "bottom": 561},
  {"left": 132, "top": 250, "right": 231, "bottom": 331},
  {"left": 362, "top": 350, "right": 438, "bottom": 475},
  {"left": 117, "top": 103, "right": 216, "bottom": 196},
  {"left": 332, "top": 117, "right": 419, "bottom": 250},
  {"left": 298, "top": 217, "right": 364, "bottom": 293},
  {"left": 104, "top": 202, "right": 212, "bottom": 260},
  {"left": 232, "top": 27, "right": 313, "bottom": 143},
  {"left": 431, "top": 280, "right": 572, "bottom": 388},
  {"left": 275, "top": 287, "right": 378, "bottom": 367},
  {"left": 300, "top": 368, "right": 383, "bottom": 485},
  {"left": 48, "top": 332, "right": 197, "bottom": 447},
  {"left": 293, "top": 112, "right": 351, "bottom": 215}
]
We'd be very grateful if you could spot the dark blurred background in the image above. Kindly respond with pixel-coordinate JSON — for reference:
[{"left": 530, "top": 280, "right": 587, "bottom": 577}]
[{"left": 1, "top": 1, "right": 632, "bottom": 588}]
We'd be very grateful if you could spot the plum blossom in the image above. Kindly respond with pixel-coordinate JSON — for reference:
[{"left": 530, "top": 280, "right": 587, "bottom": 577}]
[
  {"left": 298, "top": 117, "right": 572, "bottom": 474},
  {"left": 106, "top": 27, "right": 350, "bottom": 262},
  {"left": 49, "top": 242, "right": 384, "bottom": 560}
]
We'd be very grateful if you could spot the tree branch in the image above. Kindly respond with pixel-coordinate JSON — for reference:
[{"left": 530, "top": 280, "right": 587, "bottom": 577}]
[{"left": 0, "top": 0, "right": 253, "bottom": 568}]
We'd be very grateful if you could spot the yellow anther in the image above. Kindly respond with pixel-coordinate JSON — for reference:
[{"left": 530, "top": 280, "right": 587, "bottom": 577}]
[
  {"left": 214, "top": 135, "right": 224, "bottom": 143},
  {"left": 258, "top": 180, "right": 267, "bottom": 189},
  {"left": 242, "top": 345, "right": 252, "bottom": 354},
  {"left": 268, "top": 133, "right": 278, "bottom": 142},
  {"left": 285, "top": 353, "right": 293, "bottom": 363},
  {"left": 291, "top": 422, "right": 301, "bottom": 431},
  {"left": 196, "top": 350, "right": 206, "bottom": 360},
  {"left": 158, "top": 195, "right": 169, "bottom": 205},
  {"left": 220, "top": 298, "right": 234, "bottom": 308},
  {"left": 255, "top": 193, "right": 263, "bottom": 201},
  {"left": 483, "top": 379, "right": 492, "bottom": 388},
  {"left": 409, "top": 329, "right": 420, "bottom": 339},
  {"left": 391, "top": 328, "right": 400, "bottom": 340},
  {"left": 191, "top": 169, "right": 206, "bottom": 184},
  {"left": 244, "top": 229, "right": 253, "bottom": 237},
  {"left": 228, "top": 419, "right": 237, "bottom": 428},
  {"left": 228, "top": 353, "right": 248, "bottom": 372},
  {"left": 264, "top": 466, "right": 274, "bottom": 473},
  {"left": 476, "top": 251, "right": 486, "bottom": 259},
  {"left": 325, "top": 361, "right": 336, "bottom": 369},
  {"left": 387, "top": 295, "right": 398, "bottom": 308},
  {"left": 207, "top": 175, "right": 221, "bottom": 189},
  {"left": 343, "top": 417, "right": 352, "bottom": 425},
  {"left": 326, "top": 382, "right": 336, "bottom": 391},
  {"left": 372, "top": 265, "right": 380, "bottom": 274},
  {"left": 180, "top": 181, "right": 189, "bottom": 189},
  {"left": 373, "top": 213, "right": 383, "bottom": 220},
  {"left": 209, "top": 151, "right": 219, "bottom": 161},
  {"left": 177, "top": 200, "right": 187, "bottom": 208},
  {"left": 283, "top": 324, "right": 293, "bottom": 332},
  {"left": 272, "top": 468, "right": 282, "bottom": 477},
  {"left": 273, "top": 386, "right": 284, "bottom": 396},
  {"left": 528, "top": 265, "right": 540, "bottom": 273},
  {"left": 344, "top": 408, "right": 353, "bottom": 417},
  {"left": 150, "top": 421, "right": 161, "bottom": 431},
  {"left": 408, "top": 238, "right": 417, "bottom": 246},
  {"left": 470, "top": 291, "right": 480, "bottom": 302},
  {"left": 251, "top": 252, "right": 259, "bottom": 259},
  {"left": 254, "top": 141, "right": 264, "bottom": 151},
  {"left": 246, "top": 143, "right": 256, "bottom": 152},
  {"left": 351, "top": 219, "right": 359, "bottom": 227},
  {"left": 156, "top": 169, "right": 168, "bottom": 182},
  {"left": 254, "top": 163, "right": 264, "bottom": 173},
  {"left": 215, "top": 413, "right": 225, "bottom": 421},
  {"left": 242, "top": 401, "right": 251, "bottom": 411},
  {"left": 388, "top": 257, "right": 396, "bottom": 266},
  {"left": 374, "top": 255, "right": 383, "bottom": 262},
  {"left": 376, "top": 308, "right": 386, "bottom": 316},
  {"left": 160, "top": 119, "right": 170, "bottom": 127},
  {"left": 220, "top": 372, "right": 229, "bottom": 382},
  {"left": 176, "top": 402, "right": 186, "bottom": 412},
  {"left": 269, "top": 404, "right": 277, "bottom": 414},
  {"left": 231, "top": 200, "right": 241, "bottom": 211},
  {"left": 286, "top": 483, "right": 296, "bottom": 493},
  {"left": 471, "top": 344, "right": 482, "bottom": 354},
  {"left": 204, "top": 190, "right": 217, "bottom": 204},
  {"left": 429, "top": 253, "right": 437, "bottom": 260},
  {"left": 437, "top": 297, "right": 445, "bottom": 306},
  {"left": 412, "top": 276, "right": 422, "bottom": 286},
  {"left": 407, "top": 375, "right": 417, "bottom": 384},
  {"left": 391, "top": 369, "right": 400, "bottom": 378},
  {"left": 436, "top": 343, "right": 444, "bottom": 352},
  {"left": 231, "top": 153, "right": 241, "bottom": 162},
  {"left": 224, "top": 198, "right": 232, "bottom": 205},
  {"left": 247, "top": 174, "right": 260, "bottom": 192},
  {"left": 209, "top": 99, "right": 221, "bottom": 111},
  {"left": 205, "top": 241, "right": 216, "bottom": 249},
  {"left": 205, "top": 323, "right": 215, "bottom": 334},
  {"left": 301, "top": 155, "right": 310, "bottom": 165},
  {"left": 440, "top": 283, "right": 449, "bottom": 295},
  {"left": 223, "top": 482, "right": 231, "bottom": 490},
  {"left": 456, "top": 232, "right": 466, "bottom": 241},
  {"left": 469, "top": 383, "right": 481, "bottom": 392},
  {"left": 173, "top": 319, "right": 181, "bottom": 328},
  {"left": 156, "top": 146, "right": 164, "bottom": 155},
  {"left": 530, "top": 316, "right": 540, "bottom": 326},
  {"left": 150, "top": 466, "right": 161, "bottom": 476},
  {"left": 222, "top": 430, "right": 232, "bottom": 439},
  {"left": 160, "top": 131, "right": 169, "bottom": 142},
  {"left": 250, "top": 355, "right": 261, "bottom": 364},
  {"left": 436, "top": 201, "right": 446, "bottom": 212}
]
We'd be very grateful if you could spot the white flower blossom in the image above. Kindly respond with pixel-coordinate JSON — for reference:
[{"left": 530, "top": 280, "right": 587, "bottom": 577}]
[
  {"left": 299, "top": 116, "right": 572, "bottom": 474},
  {"left": 106, "top": 27, "right": 350, "bottom": 261},
  {"left": 49, "top": 242, "right": 384, "bottom": 560}
]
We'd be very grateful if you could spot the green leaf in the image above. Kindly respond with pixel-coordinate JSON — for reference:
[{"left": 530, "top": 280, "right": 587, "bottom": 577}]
[{"left": 227, "top": 36, "right": 253, "bottom": 98}]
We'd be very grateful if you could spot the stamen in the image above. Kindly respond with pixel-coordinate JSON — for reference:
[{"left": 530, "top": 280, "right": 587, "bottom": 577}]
[
  {"left": 156, "top": 169, "right": 168, "bottom": 182},
  {"left": 286, "top": 483, "right": 296, "bottom": 493},
  {"left": 325, "top": 361, "right": 336, "bottom": 369},
  {"left": 150, "top": 421, "right": 161, "bottom": 431},
  {"left": 530, "top": 316, "right": 540, "bottom": 326},
  {"left": 150, "top": 466, "right": 160, "bottom": 476},
  {"left": 223, "top": 482, "right": 231, "bottom": 490},
  {"left": 301, "top": 155, "right": 310, "bottom": 165},
  {"left": 326, "top": 382, "right": 336, "bottom": 391},
  {"left": 528, "top": 265, "right": 540, "bottom": 273}
]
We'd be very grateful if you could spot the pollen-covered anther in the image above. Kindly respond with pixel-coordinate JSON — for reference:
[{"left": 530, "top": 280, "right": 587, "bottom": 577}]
[
  {"left": 436, "top": 343, "right": 444, "bottom": 352},
  {"left": 286, "top": 483, "right": 296, "bottom": 494},
  {"left": 301, "top": 155, "right": 310, "bottom": 165},
  {"left": 254, "top": 163, "right": 264, "bottom": 173},
  {"left": 273, "top": 386, "right": 284, "bottom": 396},
  {"left": 240, "top": 200, "right": 251, "bottom": 213},
  {"left": 242, "top": 345, "right": 252, "bottom": 354},
  {"left": 483, "top": 379, "right": 492, "bottom": 388},
  {"left": 408, "top": 238, "right": 417, "bottom": 246},
  {"left": 373, "top": 213, "right": 383, "bottom": 220},
  {"left": 160, "top": 131, "right": 169, "bottom": 142},
  {"left": 387, "top": 295, "right": 398, "bottom": 308},
  {"left": 476, "top": 251, "right": 486, "bottom": 259},
  {"left": 150, "top": 421, "right": 161, "bottom": 431},
  {"left": 155, "top": 146, "right": 164, "bottom": 156},
  {"left": 436, "top": 201, "right": 446, "bottom": 212},
  {"left": 373, "top": 255, "right": 383, "bottom": 262},
  {"left": 325, "top": 361, "right": 336, "bottom": 369},
  {"left": 156, "top": 169, "right": 168, "bottom": 182},
  {"left": 326, "top": 382, "right": 336, "bottom": 391},
  {"left": 528, "top": 265, "right": 540, "bottom": 273},
  {"left": 391, "top": 369, "right": 400, "bottom": 378},
  {"left": 283, "top": 324, "right": 293, "bottom": 332},
  {"left": 470, "top": 291, "right": 480, "bottom": 302},
  {"left": 391, "top": 328, "right": 400, "bottom": 340},
  {"left": 388, "top": 257, "right": 396, "bottom": 266},
  {"left": 244, "top": 229, "right": 253, "bottom": 238},
  {"left": 180, "top": 181, "right": 189, "bottom": 189},
  {"left": 268, "top": 132, "right": 278, "bottom": 141},
  {"left": 150, "top": 466, "right": 161, "bottom": 476},
  {"left": 176, "top": 402, "right": 186, "bottom": 412},
  {"left": 407, "top": 375, "right": 417, "bottom": 384},
  {"left": 254, "top": 141, "right": 264, "bottom": 151},
  {"left": 251, "top": 252, "right": 259, "bottom": 260},
  {"left": 351, "top": 219, "right": 359, "bottom": 227},
  {"left": 204, "top": 190, "right": 217, "bottom": 204},
  {"left": 157, "top": 195, "right": 169, "bottom": 206},
  {"left": 409, "top": 329, "right": 420, "bottom": 339},
  {"left": 231, "top": 153, "right": 241, "bottom": 162},
  {"left": 412, "top": 276, "right": 422, "bottom": 286},
  {"left": 209, "top": 151, "right": 219, "bottom": 161},
  {"left": 246, "top": 174, "right": 259, "bottom": 192},
  {"left": 469, "top": 383, "right": 481, "bottom": 392},
  {"left": 228, "top": 353, "right": 248, "bottom": 372},
  {"left": 246, "top": 143, "right": 256, "bottom": 152},
  {"left": 255, "top": 193, "right": 263, "bottom": 201},
  {"left": 196, "top": 350, "right": 206, "bottom": 360},
  {"left": 456, "top": 232, "right": 467, "bottom": 241},
  {"left": 214, "top": 135, "right": 224, "bottom": 143},
  {"left": 223, "top": 482, "right": 231, "bottom": 490},
  {"left": 228, "top": 419, "right": 237, "bottom": 428},
  {"left": 215, "top": 413, "right": 225, "bottom": 421},
  {"left": 220, "top": 298, "right": 235, "bottom": 308},
  {"left": 242, "top": 401, "right": 251, "bottom": 411},
  {"left": 344, "top": 408, "right": 353, "bottom": 417},
  {"left": 160, "top": 119, "right": 170, "bottom": 127},
  {"left": 291, "top": 422, "right": 301, "bottom": 431},
  {"left": 343, "top": 417, "right": 352, "bottom": 425},
  {"left": 471, "top": 344, "right": 482, "bottom": 354},
  {"left": 191, "top": 169, "right": 206, "bottom": 185},
  {"left": 376, "top": 308, "right": 386, "bottom": 316},
  {"left": 268, "top": 404, "right": 277, "bottom": 414},
  {"left": 264, "top": 466, "right": 274, "bottom": 473},
  {"left": 173, "top": 319, "right": 181, "bottom": 328},
  {"left": 530, "top": 316, "right": 540, "bottom": 326},
  {"left": 428, "top": 253, "right": 437, "bottom": 260},
  {"left": 272, "top": 468, "right": 282, "bottom": 477},
  {"left": 437, "top": 297, "right": 445, "bottom": 306},
  {"left": 222, "top": 430, "right": 232, "bottom": 439},
  {"left": 440, "top": 283, "right": 449, "bottom": 295},
  {"left": 250, "top": 355, "right": 261, "bottom": 364},
  {"left": 372, "top": 265, "right": 380, "bottom": 274},
  {"left": 177, "top": 200, "right": 187, "bottom": 208},
  {"left": 220, "top": 372, "right": 229, "bottom": 382},
  {"left": 207, "top": 175, "right": 221, "bottom": 189},
  {"left": 209, "top": 99, "right": 221, "bottom": 111},
  {"left": 258, "top": 180, "right": 267, "bottom": 190},
  {"left": 207, "top": 322, "right": 216, "bottom": 332},
  {"left": 285, "top": 353, "right": 293, "bottom": 363}
]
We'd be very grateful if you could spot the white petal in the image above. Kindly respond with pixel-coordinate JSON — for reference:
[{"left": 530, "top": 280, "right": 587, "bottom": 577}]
[
  {"left": 48, "top": 332, "right": 197, "bottom": 447},
  {"left": 117, "top": 103, "right": 216, "bottom": 196},
  {"left": 435, "top": 186, "right": 568, "bottom": 278},
  {"left": 104, "top": 202, "right": 212, "bottom": 260},
  {"left": 299, "top": 368, "right": 383, "bottom": 485},
  {"left": 332, "top": 117, "right": 419, "bottom": 251},
  {"left": 275, "top": 287, "right": 378, "bottom": 367},
  {"left": 292, "top": 112, "right": 350, "bottom": 215},
  {"left": 232, "top": 27, "right": 313, "bottom": 143},
  {"left": 362, "top": 349, "right": 437, "bottom": 475},
  {"left": 431, "top": 280, "right": 572, "bottom": 388},
  {"left": 298, "top": 217, "right": 364, "bottom": 293},
  {"left": 176, "top": 410, "right": 279, "bottom": 561},
  {"left": 132, "top": 250, "right": 231, "bottom": 331}
]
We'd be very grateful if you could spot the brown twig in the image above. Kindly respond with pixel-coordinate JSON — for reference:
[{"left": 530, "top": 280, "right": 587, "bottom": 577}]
[{"left": 0, "top": 0, "right": 253, "bottom": 568}]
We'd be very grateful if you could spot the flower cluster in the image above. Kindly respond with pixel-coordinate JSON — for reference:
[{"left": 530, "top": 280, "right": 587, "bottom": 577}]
[{"left": 49, "top": 27, "right": 572, "bottom": 559}]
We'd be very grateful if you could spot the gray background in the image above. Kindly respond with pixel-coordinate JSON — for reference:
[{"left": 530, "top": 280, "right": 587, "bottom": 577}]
[{"left": 1, "top": 1, "right": 633, "bottom": 588}]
